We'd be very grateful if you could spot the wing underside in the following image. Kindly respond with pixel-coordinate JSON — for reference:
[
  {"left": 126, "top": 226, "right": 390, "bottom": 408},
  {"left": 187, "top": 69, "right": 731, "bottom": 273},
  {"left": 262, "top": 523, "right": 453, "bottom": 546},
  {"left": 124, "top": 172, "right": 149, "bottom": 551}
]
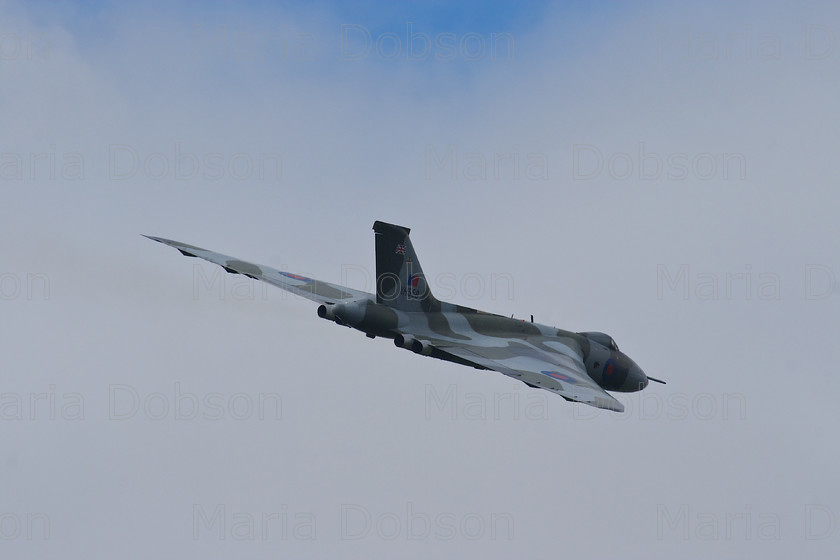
[
  {"left": 437, "top": 342, "right": 624, "bottom": 412},
  {"left": 144, "top": 236, "right": 372, "bottom": 305}
]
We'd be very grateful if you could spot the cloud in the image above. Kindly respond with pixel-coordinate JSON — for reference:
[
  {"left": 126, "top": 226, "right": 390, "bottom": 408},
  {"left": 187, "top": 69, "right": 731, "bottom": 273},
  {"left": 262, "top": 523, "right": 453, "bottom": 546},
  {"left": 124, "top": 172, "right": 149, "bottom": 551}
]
[{"left": 1, "top": 1, "right": 839, "bottom": 558}]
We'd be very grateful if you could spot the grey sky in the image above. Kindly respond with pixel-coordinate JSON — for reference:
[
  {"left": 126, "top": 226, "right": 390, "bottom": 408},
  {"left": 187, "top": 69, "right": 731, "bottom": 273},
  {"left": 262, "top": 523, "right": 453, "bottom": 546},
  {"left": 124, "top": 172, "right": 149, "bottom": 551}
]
[{"left": 1, "top": 1, "right": 838, "bottom": 558}]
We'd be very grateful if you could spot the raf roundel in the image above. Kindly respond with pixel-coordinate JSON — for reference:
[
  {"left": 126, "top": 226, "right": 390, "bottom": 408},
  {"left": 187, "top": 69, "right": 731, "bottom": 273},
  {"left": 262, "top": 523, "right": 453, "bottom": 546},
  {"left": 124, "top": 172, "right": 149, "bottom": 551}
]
[{"left": 540, "top": 370, "right": 579, "bottom": 384}]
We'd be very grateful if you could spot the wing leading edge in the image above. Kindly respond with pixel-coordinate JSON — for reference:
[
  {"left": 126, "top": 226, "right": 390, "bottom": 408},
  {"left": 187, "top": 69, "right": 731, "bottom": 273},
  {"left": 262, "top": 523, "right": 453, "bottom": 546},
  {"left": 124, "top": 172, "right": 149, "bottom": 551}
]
[
  {"left": 437, "top": 342, "right": 625, "bottom": 412},
  {"left": 144, "top": 236, "right": 373, "bottom": 305}
]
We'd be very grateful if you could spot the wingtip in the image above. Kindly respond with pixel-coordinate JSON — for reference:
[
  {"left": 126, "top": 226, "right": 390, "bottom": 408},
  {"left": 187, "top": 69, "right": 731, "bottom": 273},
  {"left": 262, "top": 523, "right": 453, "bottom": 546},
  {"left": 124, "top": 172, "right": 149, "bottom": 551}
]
[{"left": 143, "top": 235, "right": 180, "bottom": 247}]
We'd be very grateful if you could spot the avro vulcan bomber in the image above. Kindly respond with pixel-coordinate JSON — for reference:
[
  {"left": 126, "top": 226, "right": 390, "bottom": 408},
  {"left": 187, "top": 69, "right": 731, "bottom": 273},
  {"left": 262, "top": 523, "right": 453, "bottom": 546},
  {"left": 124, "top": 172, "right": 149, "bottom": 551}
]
[{"left": 146, "top": 221, "right": 662, "bottom": 412}]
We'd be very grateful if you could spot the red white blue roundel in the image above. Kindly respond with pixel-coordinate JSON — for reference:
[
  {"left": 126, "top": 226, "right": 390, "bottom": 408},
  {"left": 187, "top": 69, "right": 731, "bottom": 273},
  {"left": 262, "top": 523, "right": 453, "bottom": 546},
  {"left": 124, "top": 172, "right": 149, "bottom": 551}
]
[{"left": 540, "top": 370, "right": 579, "bottom": 384}]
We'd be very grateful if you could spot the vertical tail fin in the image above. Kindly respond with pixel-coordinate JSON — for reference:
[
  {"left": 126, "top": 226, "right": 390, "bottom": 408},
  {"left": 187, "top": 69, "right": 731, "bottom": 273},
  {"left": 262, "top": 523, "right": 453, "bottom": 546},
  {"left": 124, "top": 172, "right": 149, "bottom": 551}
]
[{"left": 373, "top": 221, "right": 438, "bottom": 311}]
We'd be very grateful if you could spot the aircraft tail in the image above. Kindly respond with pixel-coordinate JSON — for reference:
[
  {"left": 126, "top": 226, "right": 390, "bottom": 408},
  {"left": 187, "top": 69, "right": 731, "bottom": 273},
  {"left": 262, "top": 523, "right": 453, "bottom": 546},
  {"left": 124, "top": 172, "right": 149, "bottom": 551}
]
[{"left": 373, "top": 221, "right": 438, "bottom": 311}]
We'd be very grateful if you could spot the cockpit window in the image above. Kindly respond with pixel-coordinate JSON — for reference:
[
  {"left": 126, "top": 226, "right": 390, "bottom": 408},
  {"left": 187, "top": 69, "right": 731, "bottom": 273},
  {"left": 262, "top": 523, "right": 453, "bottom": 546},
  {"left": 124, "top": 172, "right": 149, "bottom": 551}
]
[{"left": 577, "top": 332, "right": 620, "bottom": 352}]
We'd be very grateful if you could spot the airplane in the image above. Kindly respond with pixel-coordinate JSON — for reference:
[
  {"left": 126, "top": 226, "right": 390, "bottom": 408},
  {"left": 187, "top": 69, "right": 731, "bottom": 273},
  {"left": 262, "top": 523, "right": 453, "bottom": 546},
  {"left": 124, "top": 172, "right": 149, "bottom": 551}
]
[{"left": 145, "top": 220, "right": 663, "bottom": 412}]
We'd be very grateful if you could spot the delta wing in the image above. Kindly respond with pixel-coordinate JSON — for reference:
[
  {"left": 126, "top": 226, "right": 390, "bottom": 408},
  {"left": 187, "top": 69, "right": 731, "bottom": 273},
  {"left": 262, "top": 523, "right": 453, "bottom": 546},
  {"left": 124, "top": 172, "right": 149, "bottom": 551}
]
[{"left": 144, "top": 236, "right": 372, "bottom": 304}]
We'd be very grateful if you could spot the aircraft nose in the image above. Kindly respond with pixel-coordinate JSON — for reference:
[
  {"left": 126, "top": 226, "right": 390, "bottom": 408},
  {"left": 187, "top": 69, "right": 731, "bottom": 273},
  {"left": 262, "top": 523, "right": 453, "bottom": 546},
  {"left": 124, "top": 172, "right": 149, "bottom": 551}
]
[{"left": 627, "top": 364, "right": 648, "bottom": 391}]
